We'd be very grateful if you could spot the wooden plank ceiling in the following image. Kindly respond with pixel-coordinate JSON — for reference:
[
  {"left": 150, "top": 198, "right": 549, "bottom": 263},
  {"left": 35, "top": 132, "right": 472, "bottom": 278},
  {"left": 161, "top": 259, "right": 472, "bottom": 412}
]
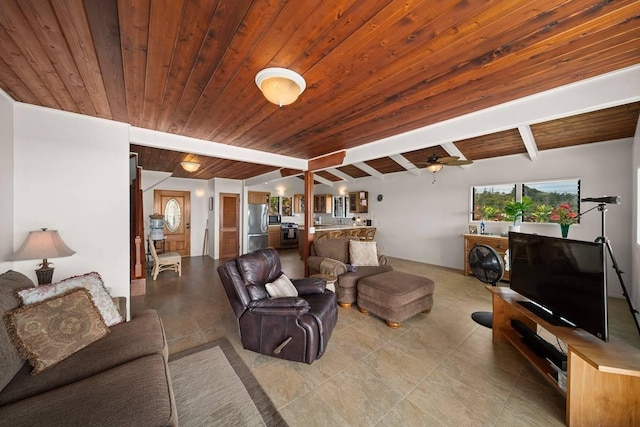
[{"left": 1, "top": 1, "right": 639, "bottom": 180}]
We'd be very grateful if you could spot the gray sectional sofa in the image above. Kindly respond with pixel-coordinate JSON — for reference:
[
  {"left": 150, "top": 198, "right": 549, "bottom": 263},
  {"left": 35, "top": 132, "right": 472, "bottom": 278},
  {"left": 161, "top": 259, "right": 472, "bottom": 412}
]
[{"left": 0, "top": 270, "right": 177, "bottom": 426}]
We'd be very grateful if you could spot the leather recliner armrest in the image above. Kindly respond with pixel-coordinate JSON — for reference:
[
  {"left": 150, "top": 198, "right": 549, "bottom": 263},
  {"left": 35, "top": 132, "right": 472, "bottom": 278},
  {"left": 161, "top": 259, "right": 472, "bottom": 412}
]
[
  {"left": 292, "top": 277, "right": 326, "bottom": 295},
  {"left": 248, "top": 297, "right": 310, "bottom": 317}
]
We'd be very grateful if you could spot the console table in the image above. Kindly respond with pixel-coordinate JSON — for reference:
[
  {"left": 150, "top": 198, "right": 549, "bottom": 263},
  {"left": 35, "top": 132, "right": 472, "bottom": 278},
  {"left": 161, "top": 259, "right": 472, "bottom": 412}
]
[
  {"left": 489, "top": 287, "right": 640, "bottom": 426},
  {"left": 463, "top": 234, "right": 509, "bottom": 281}
]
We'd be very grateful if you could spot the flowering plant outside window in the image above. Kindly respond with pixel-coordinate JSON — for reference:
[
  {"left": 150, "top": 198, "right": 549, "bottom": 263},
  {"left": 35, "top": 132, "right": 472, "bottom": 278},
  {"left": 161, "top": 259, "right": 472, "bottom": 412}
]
[{"left": 550, "top": 203, "right": 579, "bottom": 225}]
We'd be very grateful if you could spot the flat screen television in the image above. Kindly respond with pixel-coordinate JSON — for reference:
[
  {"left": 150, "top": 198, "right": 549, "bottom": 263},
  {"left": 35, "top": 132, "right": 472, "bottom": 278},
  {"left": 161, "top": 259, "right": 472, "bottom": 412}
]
[{"left": 508, "top": 232, "right": 608, "bottom": 341}]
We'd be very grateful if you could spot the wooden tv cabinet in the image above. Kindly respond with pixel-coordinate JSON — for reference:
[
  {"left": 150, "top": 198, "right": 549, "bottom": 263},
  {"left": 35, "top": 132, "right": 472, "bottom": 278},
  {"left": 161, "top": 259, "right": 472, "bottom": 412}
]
[{"left": 489, "top": 287, "right": 640, "bottom": 426}]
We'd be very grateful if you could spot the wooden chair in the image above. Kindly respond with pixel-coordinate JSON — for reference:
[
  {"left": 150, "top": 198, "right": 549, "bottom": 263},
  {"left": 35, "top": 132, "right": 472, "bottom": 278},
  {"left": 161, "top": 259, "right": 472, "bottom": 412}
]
[
  {"left": 361, "top": 228, "right": 376, "bottom": 241},
  {"left": 148, "top": 236, "right": 182, "bottom": 280}
]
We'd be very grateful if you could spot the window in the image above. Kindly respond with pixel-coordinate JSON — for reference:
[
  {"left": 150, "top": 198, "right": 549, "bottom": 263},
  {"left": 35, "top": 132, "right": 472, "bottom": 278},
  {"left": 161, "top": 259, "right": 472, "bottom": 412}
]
[
  {"left": 472, "top": 184, "right": 516, "bottom": 221},
  {"left": 523, "top": 179, "right": 580, "bottom": 223},
  {"left": 471, "top": 179, "right": 580, "bottom": 224}
]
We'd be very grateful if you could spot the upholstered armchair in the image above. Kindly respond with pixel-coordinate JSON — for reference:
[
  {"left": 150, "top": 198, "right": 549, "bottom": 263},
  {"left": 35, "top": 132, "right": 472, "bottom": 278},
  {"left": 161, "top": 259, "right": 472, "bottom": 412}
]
[
  {"left": 307, "top": 237, "right": 392, "bottom": 308},
  {"left": 217, "top": 248, "right": 337, "bottom": 364}
]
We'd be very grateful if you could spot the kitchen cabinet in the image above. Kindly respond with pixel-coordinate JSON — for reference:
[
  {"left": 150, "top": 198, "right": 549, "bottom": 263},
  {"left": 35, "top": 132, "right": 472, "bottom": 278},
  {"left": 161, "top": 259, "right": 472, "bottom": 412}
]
[
  {"left": 349, "top": 191, "right": 368, "bottom": 213},
  {"left": 281, "top": 196, "right": 292, "bottom": 216},
  {"left": 463, "top": 234, "right": 509, "bottom": 281},
  {"left": 248, "top": 191, "right": 269, "bottom": 204},
  {"left": 268, "top": 225, "right": 280, "bottom": 249},
  {"left": 293, "top": 194, "right": 305, "bottom": 213},
  {"left": 313, "top": 194, "right": 332, "bottom": 214}
]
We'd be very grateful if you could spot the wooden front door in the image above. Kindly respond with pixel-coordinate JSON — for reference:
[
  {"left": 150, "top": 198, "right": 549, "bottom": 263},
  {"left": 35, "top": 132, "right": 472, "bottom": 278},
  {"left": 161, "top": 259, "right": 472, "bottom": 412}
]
[
  {"left": 154, "top": 190, "right": 190, "bottom": 256},
  {"left": 219, "top": 193, "right": 239, "bottom": 260}
]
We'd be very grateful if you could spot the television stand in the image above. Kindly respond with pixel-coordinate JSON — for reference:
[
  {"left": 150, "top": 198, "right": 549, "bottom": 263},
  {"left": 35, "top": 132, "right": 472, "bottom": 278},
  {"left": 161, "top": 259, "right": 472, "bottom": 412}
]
[
  {"left": 488, "top": 287, "right": 640, "bottom": 426},
  {"left": 516, "top": 301, "right": 574, "bottom": 327}
]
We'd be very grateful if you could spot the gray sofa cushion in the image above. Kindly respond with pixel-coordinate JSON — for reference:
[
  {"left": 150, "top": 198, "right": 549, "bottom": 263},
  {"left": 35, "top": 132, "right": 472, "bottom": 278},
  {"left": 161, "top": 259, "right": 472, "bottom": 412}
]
[
  {"left": 0, "top": 271, "right": 34, "bottom": 392},
  {"left": 0, "top": 353, "right": 177, "bottom": 427},
  {"left": 0, "top": 309, "right": 167, "bottom": 406},
  {"left": 312, "top": 237, "right": 356, "bottom": 264}
]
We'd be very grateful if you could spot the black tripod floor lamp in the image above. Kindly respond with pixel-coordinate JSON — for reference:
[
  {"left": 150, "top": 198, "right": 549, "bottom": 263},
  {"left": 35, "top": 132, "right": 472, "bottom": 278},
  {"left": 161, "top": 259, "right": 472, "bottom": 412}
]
[{"left": 581, "top": 196, "right": 640, "bottom": 336}]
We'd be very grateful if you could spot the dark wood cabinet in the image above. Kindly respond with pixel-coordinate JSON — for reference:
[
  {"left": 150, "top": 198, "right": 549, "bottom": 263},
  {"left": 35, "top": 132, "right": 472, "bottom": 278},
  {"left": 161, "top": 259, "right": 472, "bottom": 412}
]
[
  {"left": 349, "top": 191, "right": 368, "bottom": 213},
  {"left": 313, "top": 194, "right": 332, "bottom": 214}
]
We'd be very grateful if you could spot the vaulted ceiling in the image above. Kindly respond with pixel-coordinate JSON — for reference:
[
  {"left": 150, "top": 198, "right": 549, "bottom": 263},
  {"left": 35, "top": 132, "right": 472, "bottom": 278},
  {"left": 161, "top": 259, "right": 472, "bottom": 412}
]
[{"left": 1, "top": 1, "right": 639, "bottom": 181}]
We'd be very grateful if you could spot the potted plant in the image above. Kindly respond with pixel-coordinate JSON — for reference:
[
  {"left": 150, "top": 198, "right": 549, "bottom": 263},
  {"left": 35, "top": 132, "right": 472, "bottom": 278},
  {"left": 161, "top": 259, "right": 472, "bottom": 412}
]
[
  {"left": 550, "top": 203, "right": 579, "bottom": 238},
  {"left": 503, "top": 197, "right": 532, "bottom": 231}
]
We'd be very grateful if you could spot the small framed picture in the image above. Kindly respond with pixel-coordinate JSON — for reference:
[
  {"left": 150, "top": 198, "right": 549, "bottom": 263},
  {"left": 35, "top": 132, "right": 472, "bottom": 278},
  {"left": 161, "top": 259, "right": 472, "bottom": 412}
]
[{"left": 468, "top": 224, "right": 478, "bottom": 234}]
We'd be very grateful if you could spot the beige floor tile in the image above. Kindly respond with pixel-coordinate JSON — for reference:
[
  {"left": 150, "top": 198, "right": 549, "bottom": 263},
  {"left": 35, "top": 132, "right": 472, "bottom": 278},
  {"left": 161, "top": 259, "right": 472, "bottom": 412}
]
[
  {"left": 377, "top": 398, "right": 444, "bottom": 427},
  {"left": 252, "top": 359, "right": 312, "bottom": 409},
  {"left": 360, "top": 345, "right": 434, "bottom": 395},
  {"left": 407, "top": 370, "right": 505, "bottom": 426},
  {"left": 455, "top": 331, "right": 525, "bottom": 376},
  {"left": 434, "top": 351, "right": 520, "bottom": 402},
  {"left": 315, "top": 363, "right": 404, "bottom": 427},
  {"left": 503, "top": 376, "right": 565, "bottom": 426},
  {"left": 279, "top": 390, "right": 350, "bottom": 426},
  {"left": 287, "top": 345, "right": 353, "bottom": 388},
  {"left": 389, "top": 330, "right": 452, "bottom": 370}
]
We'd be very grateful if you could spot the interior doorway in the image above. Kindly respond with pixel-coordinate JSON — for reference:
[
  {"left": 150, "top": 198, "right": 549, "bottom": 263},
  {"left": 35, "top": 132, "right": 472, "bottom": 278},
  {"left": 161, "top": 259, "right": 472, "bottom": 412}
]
[
  {"left": 219, "top": 193, "right": 240, "bottom": 260},
  {"left": 154, "top": 190, "right": 191, "bottom": 256}
]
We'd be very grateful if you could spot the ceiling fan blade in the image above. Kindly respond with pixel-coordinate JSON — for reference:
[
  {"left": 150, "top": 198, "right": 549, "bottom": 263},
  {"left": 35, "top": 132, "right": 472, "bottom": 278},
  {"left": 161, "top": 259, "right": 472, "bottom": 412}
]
[
  {"left": 446, "top": 159, "right": 473, "bottom": 166},
  {"left": 437, "top": 156, "right": 461, "bottom": 164}
]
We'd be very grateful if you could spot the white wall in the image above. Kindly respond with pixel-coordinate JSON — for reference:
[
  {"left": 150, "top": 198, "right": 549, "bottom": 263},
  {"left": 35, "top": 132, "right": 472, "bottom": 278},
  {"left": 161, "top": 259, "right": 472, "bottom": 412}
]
[
  {"left": 632, "top": 114, "right": 640, "bottom": 308},
  {"left": 141, "top": 174, "right": 209, "bottom": 257},
  {"left": 354, "top": 139, "right": 633, "bottom": 298},
  {"left": 0, "top": 91, "right": 14, "bottom": 272},
  {"left": 11, "top": 104, "right": 130, "bottom": 302}
]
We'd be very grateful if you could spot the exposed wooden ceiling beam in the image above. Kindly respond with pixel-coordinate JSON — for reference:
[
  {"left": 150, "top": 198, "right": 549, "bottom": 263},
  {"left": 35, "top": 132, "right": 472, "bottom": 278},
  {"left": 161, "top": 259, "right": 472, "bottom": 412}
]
[
  {"left": 308, "top": 150, "right": 346, "bottom": 171},
  {"left": 389, "top": 154, "right": 422, "bottom": 176},
  {"left": 518, "top": 125, "right": 539, "bottom": 161},
  {"left": 353, "top": 162, "right": 384, "bottom": 180}
]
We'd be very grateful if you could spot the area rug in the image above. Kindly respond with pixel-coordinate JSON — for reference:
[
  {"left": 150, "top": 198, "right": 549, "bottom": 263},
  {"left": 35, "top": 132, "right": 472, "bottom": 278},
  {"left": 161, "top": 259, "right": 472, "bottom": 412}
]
[{"left": 169, "top": 338, "right": 287, "bottom": 426}]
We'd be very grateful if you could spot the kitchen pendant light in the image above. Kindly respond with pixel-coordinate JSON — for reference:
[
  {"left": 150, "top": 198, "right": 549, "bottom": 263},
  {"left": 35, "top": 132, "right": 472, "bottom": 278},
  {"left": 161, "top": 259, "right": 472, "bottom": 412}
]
[{"left": 255, "top": 68, "right": 306, "bottom": 107}]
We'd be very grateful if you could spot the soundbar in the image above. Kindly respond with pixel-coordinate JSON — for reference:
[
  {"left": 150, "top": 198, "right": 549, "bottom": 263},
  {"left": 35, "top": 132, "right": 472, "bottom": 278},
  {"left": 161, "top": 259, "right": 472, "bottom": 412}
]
[
  {"left": 581, "top": 196, "right": 620, "bottom": 204},
  {"left": 511, "top": 319, "right": 567, "bottom": 371}
]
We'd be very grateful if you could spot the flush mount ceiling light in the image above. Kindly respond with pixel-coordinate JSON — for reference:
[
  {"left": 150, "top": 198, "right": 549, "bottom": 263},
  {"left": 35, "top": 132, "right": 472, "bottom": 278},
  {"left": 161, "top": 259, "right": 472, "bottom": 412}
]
[
  {"left": 255, "top": 67, "right": 306, "bottom": 107},
  {"left": 180, "top": 161, "right": 201, "bottom": 172}
]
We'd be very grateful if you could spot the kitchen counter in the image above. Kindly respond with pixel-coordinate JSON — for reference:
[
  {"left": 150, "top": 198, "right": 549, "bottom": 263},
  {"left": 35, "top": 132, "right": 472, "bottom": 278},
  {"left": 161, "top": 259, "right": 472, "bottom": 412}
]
[{"left": 298, "top": 225, "right": 374, "bottom": 231}]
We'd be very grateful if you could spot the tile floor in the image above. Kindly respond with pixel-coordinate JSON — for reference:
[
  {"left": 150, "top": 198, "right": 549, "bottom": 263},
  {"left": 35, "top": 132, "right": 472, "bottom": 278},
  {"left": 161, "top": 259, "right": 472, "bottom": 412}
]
[{"left": 132, "top": 250, "right": 640, "bottom": 426}]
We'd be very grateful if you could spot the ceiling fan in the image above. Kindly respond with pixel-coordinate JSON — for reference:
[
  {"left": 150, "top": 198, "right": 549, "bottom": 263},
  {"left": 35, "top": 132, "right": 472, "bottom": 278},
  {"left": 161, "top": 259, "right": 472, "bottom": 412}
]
[{"left": 416, "top": 153, "right": 473, "bottom": 173}]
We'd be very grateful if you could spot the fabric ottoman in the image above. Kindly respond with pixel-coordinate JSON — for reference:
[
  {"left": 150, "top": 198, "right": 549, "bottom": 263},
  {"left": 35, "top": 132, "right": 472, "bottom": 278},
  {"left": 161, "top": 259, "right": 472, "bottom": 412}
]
[{"left": 357, "top": 271, "right": 435, "bottom": 328}]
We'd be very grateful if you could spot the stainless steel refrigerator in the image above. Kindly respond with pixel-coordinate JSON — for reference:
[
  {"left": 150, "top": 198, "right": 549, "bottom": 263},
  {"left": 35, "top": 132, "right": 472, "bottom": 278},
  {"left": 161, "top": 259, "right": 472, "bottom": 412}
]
[{"left": 247, "top": 203, "right": 268, "bottom": 252}]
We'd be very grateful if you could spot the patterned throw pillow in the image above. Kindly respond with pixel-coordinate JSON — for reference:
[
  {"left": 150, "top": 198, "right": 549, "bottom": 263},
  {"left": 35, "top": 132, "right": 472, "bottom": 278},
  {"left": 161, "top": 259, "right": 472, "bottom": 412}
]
[
  {"left": 3, "top": 288, "right": 110, "bottom": 374},
  {"left": 265, "top": 273, "right": 298, "bottom": 298},
  {"left": 17, "top": 272, "right": 123, "bottom": 327},
  {"left": 349, "top": 241, "right": 379, "bottom": 266}
]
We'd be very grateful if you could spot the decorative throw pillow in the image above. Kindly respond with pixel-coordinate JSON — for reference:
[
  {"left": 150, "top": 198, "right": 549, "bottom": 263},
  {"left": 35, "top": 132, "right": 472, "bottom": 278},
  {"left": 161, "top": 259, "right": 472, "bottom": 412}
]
[
  {"left": 349, "top": 240, "right": 379, "bottom": 266},
  {"left": 265, "top": 273, "right": 298, "bottom": 298},
  {"left": 17, "top": 272, "right": 123, "bottom": 327},
  {"left": 3, "top": 288, "right": 110, "bottom": 374}
]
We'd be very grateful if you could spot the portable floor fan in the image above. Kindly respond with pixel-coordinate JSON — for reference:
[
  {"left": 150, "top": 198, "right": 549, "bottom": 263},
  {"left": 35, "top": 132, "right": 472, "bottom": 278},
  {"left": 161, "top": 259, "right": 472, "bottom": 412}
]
[{"left": 469, "top": 244, "right": 505, "bottom": 328}]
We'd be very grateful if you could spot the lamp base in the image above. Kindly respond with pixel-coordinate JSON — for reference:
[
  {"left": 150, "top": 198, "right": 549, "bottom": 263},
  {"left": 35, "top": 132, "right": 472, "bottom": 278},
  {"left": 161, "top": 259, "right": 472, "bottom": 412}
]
[{"left": 35, "top": 266, "right": 54, "bottom": 286}]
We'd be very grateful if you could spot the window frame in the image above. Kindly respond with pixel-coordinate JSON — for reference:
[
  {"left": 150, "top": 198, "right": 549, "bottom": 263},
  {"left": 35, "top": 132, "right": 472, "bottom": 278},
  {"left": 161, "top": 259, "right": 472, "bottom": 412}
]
[{"left": 470, "top": 178, "right": 581, "bottom": 225}]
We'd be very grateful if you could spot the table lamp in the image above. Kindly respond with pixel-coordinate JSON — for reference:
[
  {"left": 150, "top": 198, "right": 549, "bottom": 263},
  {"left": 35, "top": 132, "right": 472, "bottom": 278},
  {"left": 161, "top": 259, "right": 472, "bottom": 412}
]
[{"left": 10, "top": 228, "right": 76, "bottom": 285}]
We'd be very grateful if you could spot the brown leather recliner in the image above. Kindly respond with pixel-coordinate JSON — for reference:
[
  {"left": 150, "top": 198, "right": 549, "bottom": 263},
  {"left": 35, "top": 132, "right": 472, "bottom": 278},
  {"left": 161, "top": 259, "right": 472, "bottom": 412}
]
[{"left": 217, "top": 248, "right": 337, "bottom": 364}]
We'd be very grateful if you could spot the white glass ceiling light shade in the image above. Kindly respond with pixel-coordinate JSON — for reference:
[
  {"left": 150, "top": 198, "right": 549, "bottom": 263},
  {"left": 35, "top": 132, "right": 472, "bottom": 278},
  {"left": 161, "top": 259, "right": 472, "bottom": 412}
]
[
  {"left": 255, "top": 68, "right": 306, "bottom": 107},
  {"left": 180, "top": 161, "right": 201, "bottom": 172},
  {"left": 426, "top": 163, "right": 444, "bottom": 173}
]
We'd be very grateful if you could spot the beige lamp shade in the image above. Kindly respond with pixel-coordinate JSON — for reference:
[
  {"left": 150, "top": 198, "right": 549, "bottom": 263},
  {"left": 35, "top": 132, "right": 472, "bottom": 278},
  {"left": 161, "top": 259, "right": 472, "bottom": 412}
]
[
  {"left": 426, "top": 163, "right": 444, "bottom": 173},
  {"left": 180, "top": 161, "right": 201, "bottom": 172},
  {"left": 10, "top": 229, "right": 76, "bottom": 262},
  {"left": 10, "top": 228, "right": 75, "bottom": 285},
  {"left": 255, "top": 68, "right": 306, "bottom": 107}
]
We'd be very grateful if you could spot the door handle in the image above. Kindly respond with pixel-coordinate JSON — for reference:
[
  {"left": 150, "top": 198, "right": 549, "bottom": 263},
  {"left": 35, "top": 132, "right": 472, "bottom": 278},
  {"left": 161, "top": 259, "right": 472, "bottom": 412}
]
[{"left": 186, "top": 223, "right": 190, "bottom": 230}]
